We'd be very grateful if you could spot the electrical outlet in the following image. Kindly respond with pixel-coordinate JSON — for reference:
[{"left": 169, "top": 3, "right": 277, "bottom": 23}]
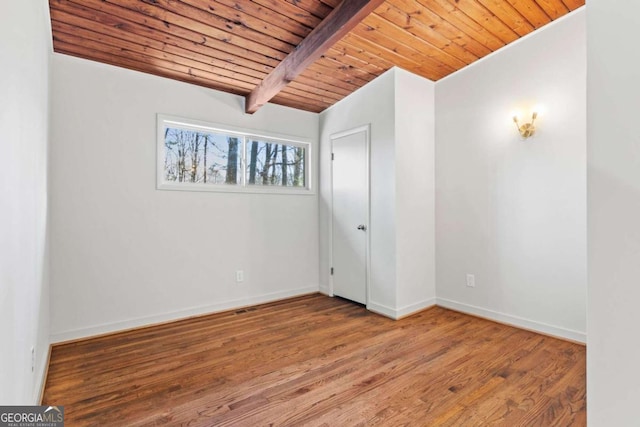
[
  {"left": 236, "top": 270, "right": 244, "bottom": 283},
  {"left": 466, "top": 274, "right": 475, "bottom": 288},
  {"left": 31, "top": 346, "right": 35, "bottom": 373}
]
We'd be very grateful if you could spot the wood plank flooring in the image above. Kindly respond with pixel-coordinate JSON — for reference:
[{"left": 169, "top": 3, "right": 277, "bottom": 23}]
[{"left": 43, "top": 294, "right": 586, "bottom": 426}]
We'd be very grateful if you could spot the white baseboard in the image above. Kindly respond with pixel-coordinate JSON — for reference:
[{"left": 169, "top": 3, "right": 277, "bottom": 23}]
[
  {"left": 397, "top": 298, "right": 437, "bottom": 319},
  {"left": 436, "top": 297, "right": 586, "bottom": 344},
  {"left": 367, "top": 301, "right": 397, "bottom": 319},
  {"left": 319, "top": 285, "right": 332, "bottom": 296},
  {"left": 49, "top": 290, "right": 585, "bottom": 345},
  {"left": 50, "top": 286, "right": 319, "bottom": 343},
  {"left": 368, "top": 298, "right": 436, "bottom": 320},
  {"left": 35, "top": 344, "right": 51, "bottom": 404}
]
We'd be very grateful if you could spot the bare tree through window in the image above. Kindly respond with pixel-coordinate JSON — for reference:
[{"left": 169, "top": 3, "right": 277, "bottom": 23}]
[
  {"left": 246, "top": 139, "right": 306, "bottom": 187},
  {"left": 164, "top": 127, "right": 241, "bottom": 185}
]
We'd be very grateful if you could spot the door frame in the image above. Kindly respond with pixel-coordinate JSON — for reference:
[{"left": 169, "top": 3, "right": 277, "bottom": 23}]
[{"left": 329, "top": 124, "right": 371, "bottom": 307}]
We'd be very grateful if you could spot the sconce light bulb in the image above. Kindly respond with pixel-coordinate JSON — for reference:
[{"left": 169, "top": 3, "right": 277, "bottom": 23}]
[
  {"left": 512, "top": 115, "right": 519, "bottom": 123},
  {"left": 532, "top": 112, "right": 538, "bottom": 120}
]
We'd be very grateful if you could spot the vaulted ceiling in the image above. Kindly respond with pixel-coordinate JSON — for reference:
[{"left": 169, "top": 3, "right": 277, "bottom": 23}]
[{"left": 49, "top": 0, "right": 584, "bottom": 113}]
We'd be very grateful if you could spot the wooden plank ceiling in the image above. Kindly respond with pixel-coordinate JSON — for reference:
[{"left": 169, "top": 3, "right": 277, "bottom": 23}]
[{"left": 49, "top": 0, "right": 584, "bottom": 113}]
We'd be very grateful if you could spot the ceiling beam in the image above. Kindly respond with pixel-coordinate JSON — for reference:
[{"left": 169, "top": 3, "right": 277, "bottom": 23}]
[{"left": 244, "top": 0, "right": 386, "bottom": 114}]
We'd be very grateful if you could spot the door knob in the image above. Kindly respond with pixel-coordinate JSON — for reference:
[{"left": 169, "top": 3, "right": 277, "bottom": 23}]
[{"left": 357, "top": 224, "right": 367, "bottom": 231}]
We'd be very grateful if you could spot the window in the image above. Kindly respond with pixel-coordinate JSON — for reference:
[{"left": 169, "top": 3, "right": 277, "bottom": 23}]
[
  {"left": 245, "top": 138, "right": 306, "bottom": 187},
  {"left": 157, "top": 115, "right": 311, "bottom": 194}
]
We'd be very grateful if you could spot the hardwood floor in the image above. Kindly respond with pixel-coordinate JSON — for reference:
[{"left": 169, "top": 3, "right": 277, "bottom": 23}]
[{"left": 43, "top": 294, "right": 586, "bottom": 426}]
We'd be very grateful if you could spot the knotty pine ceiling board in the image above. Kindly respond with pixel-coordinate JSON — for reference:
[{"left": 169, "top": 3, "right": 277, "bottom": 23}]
[{"left": 49, "top": 0, "right": 585, "bottom": 113}]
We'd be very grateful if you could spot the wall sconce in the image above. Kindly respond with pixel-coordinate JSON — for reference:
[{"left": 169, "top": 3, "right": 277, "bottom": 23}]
[{"left": 513, "top": 112, "right": 538, "bottom": 138}]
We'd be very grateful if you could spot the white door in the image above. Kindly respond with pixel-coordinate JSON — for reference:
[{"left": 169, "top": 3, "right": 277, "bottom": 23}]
[{"left": 331, "top": 125, "right": 369, "bottom": 305}]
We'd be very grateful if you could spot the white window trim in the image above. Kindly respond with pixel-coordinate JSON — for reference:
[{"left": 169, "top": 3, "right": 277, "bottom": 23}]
[{"left": 156, "top": 114, "right": 314, "bottom": 195}]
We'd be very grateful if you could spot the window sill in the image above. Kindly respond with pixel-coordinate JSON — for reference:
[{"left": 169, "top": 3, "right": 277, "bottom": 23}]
[{"left": 157, "top": 182, "right": 315, "bottom": 196}]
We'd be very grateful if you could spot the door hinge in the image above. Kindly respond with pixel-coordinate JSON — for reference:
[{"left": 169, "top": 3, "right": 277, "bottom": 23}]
[
  {"left": 331, "top": 153, "right": 334, "bottom": 160},
  {"left": 330, "top": 267, "right": 334, "bottom": 275}
]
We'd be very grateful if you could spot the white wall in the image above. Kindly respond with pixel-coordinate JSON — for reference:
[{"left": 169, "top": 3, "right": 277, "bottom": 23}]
[
  {"left": 587, "top": 2, "right": 640, "bottom": 424},
  {"left": 50, "top": 55, "right": 319, "bottom": 342},
  {"left": 394, "top": 69, "right": 436, "bottom": 315},
  {"left": 319, "top": 68, "right": 436, "bottom": 317},
  {"left": 435, "top": 9, "right": 587, "bottom": 342},
  {"left": 0, "top": 0, "right": 51, "bottom": 403},
  {"left": 319, "top": 69, "right": 397, "bottom": 310}
]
